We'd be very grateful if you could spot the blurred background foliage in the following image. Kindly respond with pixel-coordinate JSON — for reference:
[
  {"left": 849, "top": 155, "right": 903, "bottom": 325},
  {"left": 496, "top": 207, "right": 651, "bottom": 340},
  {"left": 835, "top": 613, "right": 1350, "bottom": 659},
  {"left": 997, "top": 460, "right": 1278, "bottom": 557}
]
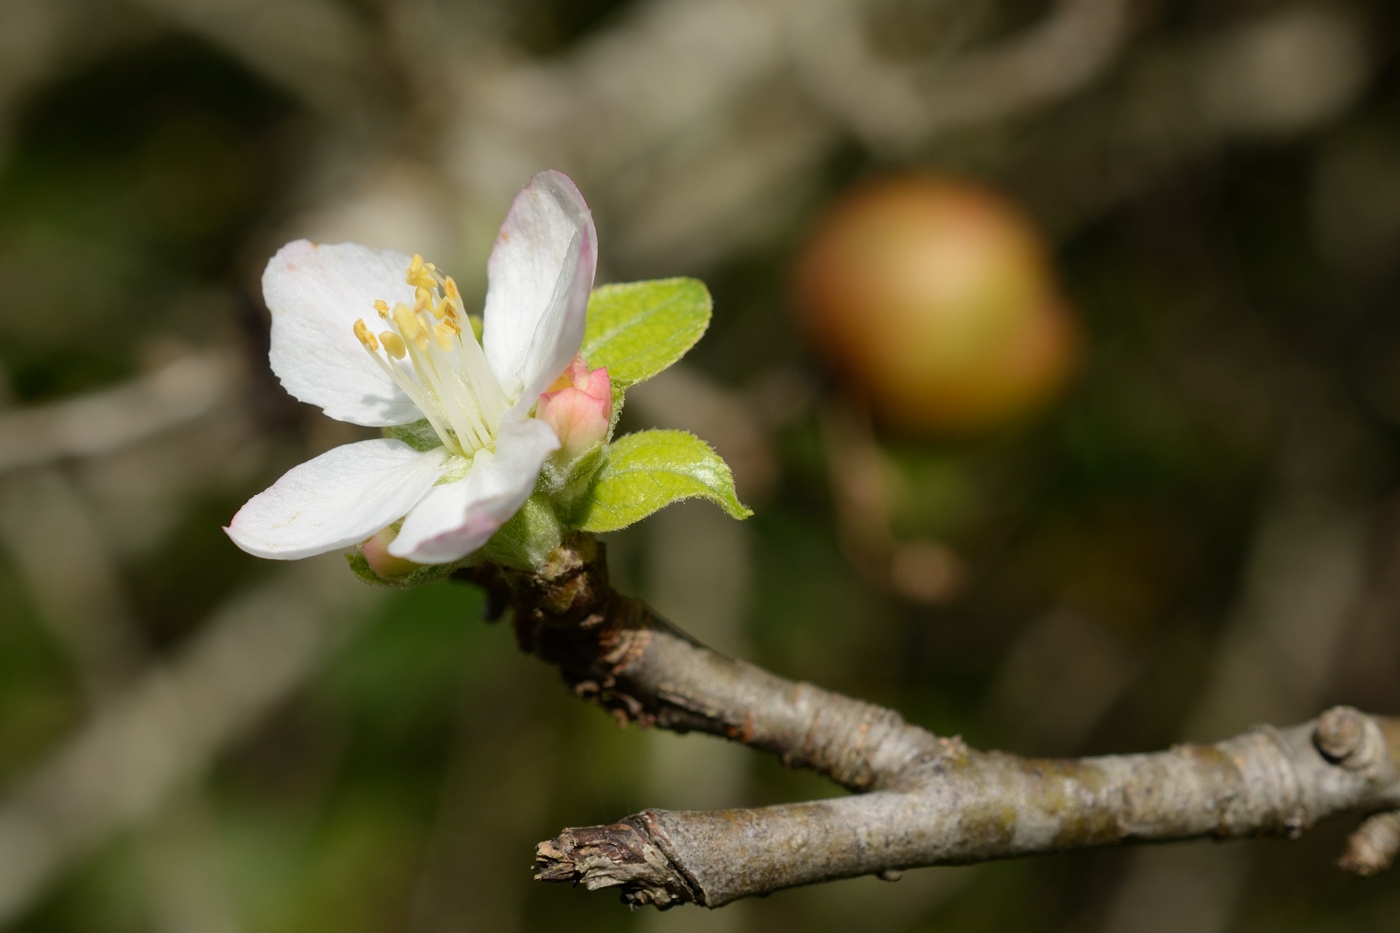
[{"left": 0, "top": 0, "right": 1398, "bottom": 932}]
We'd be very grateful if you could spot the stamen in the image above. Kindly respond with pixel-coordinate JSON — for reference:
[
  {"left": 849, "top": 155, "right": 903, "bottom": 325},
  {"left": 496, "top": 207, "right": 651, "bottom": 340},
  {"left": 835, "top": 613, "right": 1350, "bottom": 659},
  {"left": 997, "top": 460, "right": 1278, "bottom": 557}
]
[
  {"left": 415, "top": 286, "right": 435, "bottom": 316},
  {"left": 421, "top": 336, "right": 488, "bottom": 450},
  {"left": 354, "top": 324, "right": 458, "bottom": 455},
  {"left": 393, "top": 303, "right": 429, "bottom": 350},
  {"left": 453, "top": 325, "right": 508, "bottom": 426},
  {"left": 406, "top": 254, "right": 436, "bottom": 289},
  {"left": 397, "top": 356, "right": 463, "bottom": 455},
  {"left": 443, "top": 277, "right": 467, "bottom": 317},
  {"left": 363, "top": 254, "right": 514, "bottom": 458},
  {"left": 353, "top": 319, "right": 378, "bottom": 352},
  {"left": 433, "top": 322, "right": 455, "bottom": 351},
  {"left": 380, "top": 332, "right": 407, "bottom": 359}
]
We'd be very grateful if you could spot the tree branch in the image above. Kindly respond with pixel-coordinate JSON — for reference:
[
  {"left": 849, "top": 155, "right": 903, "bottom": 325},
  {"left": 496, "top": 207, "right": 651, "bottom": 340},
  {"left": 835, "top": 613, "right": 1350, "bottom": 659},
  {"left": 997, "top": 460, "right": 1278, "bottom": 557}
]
[
  {"left": 1340, "top": 811, "right": 1400, "bottom": 876},
  {"left": 792, "top": 0, "right": 1135, "bottom": 152},
  {"left": 0, "top": 352, "right": 237, "bottom": 475},
  {"left": 465, "top": 534, "right": 1400, "bottom": 910},
  {"left": 0, "top": 556, "right": 377, "bottom": 921}
]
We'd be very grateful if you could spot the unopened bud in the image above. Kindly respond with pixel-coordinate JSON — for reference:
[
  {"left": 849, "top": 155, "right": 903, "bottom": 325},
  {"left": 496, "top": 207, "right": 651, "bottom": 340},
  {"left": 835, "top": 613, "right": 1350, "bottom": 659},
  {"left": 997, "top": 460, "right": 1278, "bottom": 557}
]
[
  {"left": 538, "top": 356, "right": 612, "bottom": 462},
  {"left": 362, "top": 526, "right": 419, "bottom": 580}
]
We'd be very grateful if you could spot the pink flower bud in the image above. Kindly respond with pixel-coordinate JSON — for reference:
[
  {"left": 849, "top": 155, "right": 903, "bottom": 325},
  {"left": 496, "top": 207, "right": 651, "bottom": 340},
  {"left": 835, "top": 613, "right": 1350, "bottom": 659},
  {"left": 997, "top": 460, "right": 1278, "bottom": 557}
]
[
  {"left": 362, "top": 525, "right": 420, "bottom": 579},
  {"left": 538, "top": 356, "right": 612, "bottom": 462}
]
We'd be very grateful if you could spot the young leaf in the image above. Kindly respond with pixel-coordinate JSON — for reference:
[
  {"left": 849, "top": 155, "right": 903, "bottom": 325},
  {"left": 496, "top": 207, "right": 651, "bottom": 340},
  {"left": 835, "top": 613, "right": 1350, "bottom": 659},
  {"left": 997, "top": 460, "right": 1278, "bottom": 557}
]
[
  {"left": 581, "top": 279, "right": 711, "bottom": 388},
  {"left": 573, "top": 430, "right": 750, "bottom": 533}
]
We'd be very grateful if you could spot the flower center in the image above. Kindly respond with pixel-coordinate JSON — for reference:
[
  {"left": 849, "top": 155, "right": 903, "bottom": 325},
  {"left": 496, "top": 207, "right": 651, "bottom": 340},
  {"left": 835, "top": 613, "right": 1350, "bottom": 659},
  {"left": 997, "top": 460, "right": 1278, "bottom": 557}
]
[{"left": 352, "top": 255, "right": 510, "bottom": 458}]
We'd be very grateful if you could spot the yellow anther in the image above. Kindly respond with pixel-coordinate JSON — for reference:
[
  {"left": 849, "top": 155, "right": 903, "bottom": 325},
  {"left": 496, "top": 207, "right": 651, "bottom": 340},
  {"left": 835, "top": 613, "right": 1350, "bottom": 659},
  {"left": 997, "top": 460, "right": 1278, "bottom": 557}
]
[
  {"left": 411, "top": 282, "right": 434, "bottom": 312},
  {"left": 392, "top": 302, "right": 428, "bottom": 350},
  {"left": 374, "top": 299, "right": 389, "bottom": 319},
  {"left": 353, "top": 319, "right": 379, "bottom": 352},
  {"left": 433, "top": 321, "right": 456, "bottom": 351},
  {"left": 432, "top": 298, "right": 457, "bottom": 321},
  {"left": 444, "top": 276, "right": 461, "bottom": 301},
  {"left": 440, "top": 315, "right": 460, "bottom": 335},
  {"left": 380, "top": 331, "right": 406, "bottom": 359},
  {"left": 406, "top": 254, "right": 436, "bottom": 289}
]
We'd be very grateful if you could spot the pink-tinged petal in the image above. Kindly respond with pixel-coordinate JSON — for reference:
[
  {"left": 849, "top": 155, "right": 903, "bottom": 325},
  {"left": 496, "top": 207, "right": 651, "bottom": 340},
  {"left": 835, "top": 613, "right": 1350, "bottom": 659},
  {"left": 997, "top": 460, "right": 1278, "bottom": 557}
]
[
  {"left": 389, "top": 417, "right": 560, "bottom": 564},
  {"left": 225, "top": 439, "right": 448, "bottom": 560},
  {"left": 264, "top": 240, "right": 421, "bottom": 426},
  {"left": 537, "top": 358, "right": 612, "bottom": 461},
  {"left": 482, "top": 170, "right": 598, "bottom": 408}
]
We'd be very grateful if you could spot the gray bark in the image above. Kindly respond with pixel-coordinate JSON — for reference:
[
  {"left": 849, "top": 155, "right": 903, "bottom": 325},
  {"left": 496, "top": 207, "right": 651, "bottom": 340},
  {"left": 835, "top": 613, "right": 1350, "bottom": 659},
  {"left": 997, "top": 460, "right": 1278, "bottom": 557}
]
[{"left": 470, "top": 535, "right": 1400, "bottom": 910}]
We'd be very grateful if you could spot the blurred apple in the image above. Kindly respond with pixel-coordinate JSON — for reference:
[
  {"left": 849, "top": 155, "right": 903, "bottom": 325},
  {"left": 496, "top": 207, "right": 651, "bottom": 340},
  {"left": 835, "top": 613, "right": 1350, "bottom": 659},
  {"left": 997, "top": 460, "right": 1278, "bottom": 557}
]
[{"left": 794, "top": 174, "right": 1080, "bottom": 435}]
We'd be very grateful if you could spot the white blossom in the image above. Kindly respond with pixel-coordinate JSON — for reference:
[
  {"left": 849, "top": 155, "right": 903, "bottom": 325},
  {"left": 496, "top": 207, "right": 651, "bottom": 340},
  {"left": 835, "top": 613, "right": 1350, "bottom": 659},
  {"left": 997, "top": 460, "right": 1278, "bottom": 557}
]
[{"left": 225, "top": 170, "right": 597, "bottom": 565}]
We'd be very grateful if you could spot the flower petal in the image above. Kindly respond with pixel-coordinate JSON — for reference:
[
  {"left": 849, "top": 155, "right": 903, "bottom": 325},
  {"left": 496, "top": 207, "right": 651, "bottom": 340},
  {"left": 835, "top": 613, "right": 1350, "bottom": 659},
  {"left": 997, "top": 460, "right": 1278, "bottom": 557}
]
[
  {"left": 389, "top": 417, "right": 560, "bottom": 564},
  {"left": 264, "top": 240, "right": 421, "bottom": 426},
  {"left": 482, "top": 170, "right": 598, "bottom": 408},
  {"left": 226, "top": 439, "right": 448, "bottom": 560}
]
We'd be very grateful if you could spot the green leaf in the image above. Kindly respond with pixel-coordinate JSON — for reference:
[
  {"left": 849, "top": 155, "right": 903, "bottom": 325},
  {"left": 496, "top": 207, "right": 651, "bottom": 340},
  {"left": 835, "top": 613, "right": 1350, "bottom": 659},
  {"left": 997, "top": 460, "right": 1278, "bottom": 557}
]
[
  {"left": 581, "top": 279, "right": 711, "bottom": 388},
  {"left": 572, "top": 430, "right": 750, "bottom": 533}
]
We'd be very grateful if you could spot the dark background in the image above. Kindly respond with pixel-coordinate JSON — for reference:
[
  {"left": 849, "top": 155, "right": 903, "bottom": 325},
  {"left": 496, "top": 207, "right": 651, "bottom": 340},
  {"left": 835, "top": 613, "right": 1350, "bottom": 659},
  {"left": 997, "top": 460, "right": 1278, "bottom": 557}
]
[{"left": 0, "top": 1, "right": 1397, "bottom": 931}]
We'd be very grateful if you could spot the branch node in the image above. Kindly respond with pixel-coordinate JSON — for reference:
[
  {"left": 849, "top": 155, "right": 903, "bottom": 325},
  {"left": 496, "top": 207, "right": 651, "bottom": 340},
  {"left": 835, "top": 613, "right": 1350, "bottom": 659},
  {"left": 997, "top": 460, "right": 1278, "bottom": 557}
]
[
  {"left": 467, "top": 535, "right": 1400, "bottom": 907},
  {"left": 1315, "top": 706, "right": 1367, "bottom": 765},
  {"left": 1339, "top": 811, "right": 1400, "bottom": 876},
  {"left": 535, "top": 813, "right": 699, "bottom": 909}
]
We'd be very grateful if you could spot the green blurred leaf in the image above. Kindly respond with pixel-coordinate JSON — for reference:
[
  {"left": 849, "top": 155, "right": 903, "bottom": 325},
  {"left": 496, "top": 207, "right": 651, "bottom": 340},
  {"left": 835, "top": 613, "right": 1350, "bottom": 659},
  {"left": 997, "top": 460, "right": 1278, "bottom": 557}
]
[
  {"left": 581, "top": 278, "right": 711, "bottom": 388},
  {"left": 573, "top": 429, "right": 750, "bottom": 532}
]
